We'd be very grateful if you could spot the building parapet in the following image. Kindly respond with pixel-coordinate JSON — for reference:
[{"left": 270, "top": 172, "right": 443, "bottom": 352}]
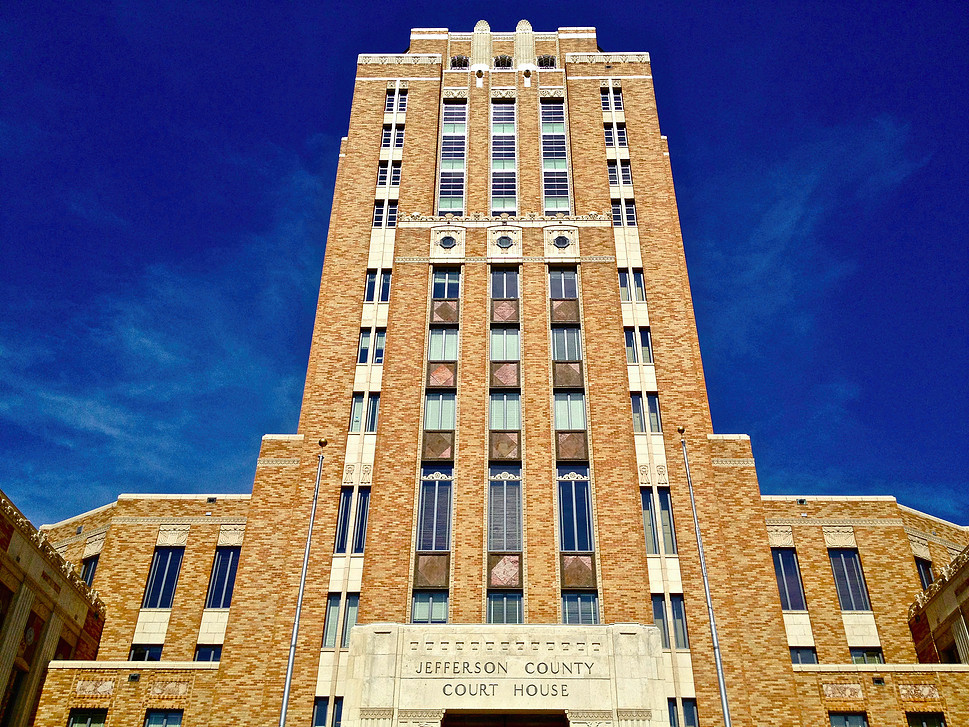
[{"left": 910, "top": 544, "right": 969, "bottom": 619}]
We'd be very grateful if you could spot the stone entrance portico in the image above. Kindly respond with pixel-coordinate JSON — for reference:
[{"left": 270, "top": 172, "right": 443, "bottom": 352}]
[{"left": 343, "top": 624, "right": 667, "bottom": 727}]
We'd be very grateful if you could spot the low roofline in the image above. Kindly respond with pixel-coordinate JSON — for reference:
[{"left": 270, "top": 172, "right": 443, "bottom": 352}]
[
  {"left": 897, "top": 503, "right": 969, "bottom": 531},
  {"left": 761, "top": 495, "right": 898, "bottom": 502},
  {"left": 40, "top": 493, "right": 251, "bottom": 531},
  {"left": 39, "top": 500, "right": 116, "bottom": 531}
]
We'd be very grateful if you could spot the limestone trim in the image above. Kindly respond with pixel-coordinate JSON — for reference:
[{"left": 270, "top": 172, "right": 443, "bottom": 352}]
[
  {"left": 397, "top": 256, "right": 616, "bottom": 264},
  {"left": 566, "top": 53, "right": 651, "bottom": 64},
  {"left": 360, "top": 709, "right": 395, "bottom": 718},
  {"left": 443, "top": 89, "right": 469, "bottom": 99},
  {"left": 398, "top": 211, "right": 610, "bottom": 227},
  {"left": 765, "top": 518, "right": 904, "bottom": 528},
  {"left": 904, "top": 526, "right": 967, "bottom": 552},
  {"left": 910, "top": 544, "right": 969, "bottom": 617},
  {"left": 907, "top": 533, "right": 932, "bottom": 560},
  {"left": 616, "top": 711, "right": 652, "bottom": 719},
  {"left": 257, "top": 457, "right": 301, "bottom": 467},
  {"left": 111, "top": 517, "right": 247, "bottom": 526},
  {"left": 822, "top": 526, "right": 857, "bottom": 548},
  {"left": 793, "top": 663, "right": 969, "bottom": 672},
  {"left": 358, "top": 54, "right": 441, "bottom": 65},
  {"left": 156, "top": 525, "right": 191, "bottom": 546},
  {"left": 48, "top": 660, "right": 220, "bottom": 669},
  {"left": 47, "top": 525, "right": 108, "bottom": 550},
  {"left": 711, "top": 457, "right": 755, "bottom": 467},
  {"left": 539, "top": 88, "right": 565, "bottom": 98},
  {"left": 262, "top": 433, "right": 304, "bottom": 441},
  {"left": 898, "top": 503, "right": 969, "bottom": 532},
  {"left": 74, "top": 679, "right": 115, "bottom": 697},
  {"left": 766, "top": 525, "right": 795, "bottom": 548},
  {"left": 218, "top": 524, "right": 246, "bottom": 547},
  {"left": 822, "top": 683, "right": 863, "bottom": 700},
  {"left": 83, "top": 531, "right": 106, "bottom": 558},
  {"left": 897, "top": 684, "right": 941, "bottom": 701},
  {"left": 39, "top": 501, "right": 116, "bottom": 531}
]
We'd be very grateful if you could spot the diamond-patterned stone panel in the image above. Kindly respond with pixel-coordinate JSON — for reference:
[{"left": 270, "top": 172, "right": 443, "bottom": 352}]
[
  {"left": 489, "top": 431, "right": 521, "bottom": 460},
  {"left": 431, "top": 300, "right": 459, "bottom": 323},
  {"left": 561, "top": 554, "right": 596, "bottom": 588},
  {"left": 414, "top": 553, "right": 450, "bottom": 588},
  {"left": 556, "top": 431, "right": 588, "bottom": 460},
  {"left": 491, "top": 299, "right": 520, "bottom": 323},
  {"left": 427, "top": 362, "right": 457, "bottom": 388},
  {"left": 490, "top": 362, "right": 520, "bottom": 387},
  {"left": 488, "top": 554, "right": 522, "bottom": 588},
  {"left": 422, "top": 431, "right": 454, "bottom": 460},
  {"left": 550, "top": 299, "right": 580, "bottom": 323},
  {"left": 553, "top": 361, "right": 583, "bottom": 388}
]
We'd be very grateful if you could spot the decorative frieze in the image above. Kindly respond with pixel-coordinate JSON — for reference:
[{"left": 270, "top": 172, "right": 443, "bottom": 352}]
[
  {"left": 822, "top": 682, "right": 863, "bottom": 700},
  {"left": 82, "top": 531, "right": 106, "bottom": 558},
  {"left": 711, "top": 457, "right": 756, "bottom": 467},
  {"left": 822, "top": 526, "right": 857, "bottom": 548},
  {"left": 539, "top": 88, "right": 564, "bottom": 98},
  {"left": 358, "top": 54, "right": 441, "bottom": 65},
  {"left": 767, "top": 525, "right": 795, "bottom": 548},
  {"left": 443, "top": 88, "right": 468, "bottom": 99},
  {"left": 766, "top": 518, "right": 904, "bottom": 528},
  {"left": 908, "top": 533, "right": 932, "bottom": 560},
  {"left": 75, "top": 679, "right": 114, "bottom": 697},
  {"left": 491, "top": 88, "right": 516, "bottom": 99},
  {"left": 898, "top": 684, "right": 941, "bottom": 701},
  {"left": 156, "top": 525, "right": 190, "bottom": 547},
  {"left": 148, "top": 680, "right": 190, "bottom": 697},
  {"left": 566, "top": 53, "right": 651, "bottom": 64},
  {"left": 256, "top": 457, "right": 300, "bottom": 467},
  {"left": 217, "top": 524, "right": 245, "bottom": 547}
]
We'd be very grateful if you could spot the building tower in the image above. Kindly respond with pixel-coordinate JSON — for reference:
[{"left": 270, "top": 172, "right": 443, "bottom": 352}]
[{"left": 33, "top": 21, "right": 969, "bottom": 727}]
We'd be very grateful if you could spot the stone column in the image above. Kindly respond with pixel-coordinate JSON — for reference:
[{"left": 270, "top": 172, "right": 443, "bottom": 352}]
[
  {"left": 0, "top": 582, "right": 35, "bottom": 699},
  {"left": 9, "top": 611, "right": 63, "bottom": 727}
]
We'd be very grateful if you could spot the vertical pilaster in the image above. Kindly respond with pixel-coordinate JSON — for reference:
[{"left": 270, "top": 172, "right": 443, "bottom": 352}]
[
  {"left": 9, "top": 611, "right": 63, "bottom": 727},
  {"left": 0, "top": 582, "right": 34, "bottom": 699}
]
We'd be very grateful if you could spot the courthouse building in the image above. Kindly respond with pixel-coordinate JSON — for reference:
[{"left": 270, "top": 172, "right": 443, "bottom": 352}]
[{"left": 30, "top": 20, "right": 969, "bottom": 727}]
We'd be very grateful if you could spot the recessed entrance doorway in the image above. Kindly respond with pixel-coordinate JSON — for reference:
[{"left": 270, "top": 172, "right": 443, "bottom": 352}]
[{"left": 443, "top": 713, "right": 569, "bottom": 727}]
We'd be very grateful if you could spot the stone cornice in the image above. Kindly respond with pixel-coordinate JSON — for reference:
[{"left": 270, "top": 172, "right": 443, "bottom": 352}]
[
  {"left": 566, "top": 52, "right": 650, "bottom": 64},
  {"left": 358, "top": 54, "right": 441, "bottom": 65},
  {"left": 398, "top": 211, "right": 612, "bottom": 228}
]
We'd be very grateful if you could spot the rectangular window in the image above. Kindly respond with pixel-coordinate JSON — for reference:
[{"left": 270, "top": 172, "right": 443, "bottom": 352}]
[
  {"left": 604, "top": 125, "right": 615, "bottom": 148},
  {"left": 334, "top": 487, "right": 353, "bottom": 553},
  {"left": 489, "top": 392, "right": 521, "bottom": 430},
  {"left": 607, "top": 160, "right": 619, "bottom": 186},
  {"left": 829, "top": 549, "right": 872, "bottom": 611},
  {"left": 600, "top": 89, "right": 612, "bottom": 111},
  {"left": 365, "top": 270, "right": 378, "bottom": 302},
  {"left": 130, "top": 644, "right": 163, "bottom": 661},
  {"left": 376, "top": 161, "right": 389, "bottom": 186},
  {"left": 620, "top": 160, "right": 632, "bottom": 184},
  {"left": 144, "top": 712, "right": 182, "bottom": 727},
  {"left": 372, "top": 200, "right": 384, "bottom": 227},
  {"left": 352, "top": 487, "right": 370, "bottom": 554},
  {"left": 683, "top": 699, "right": 698, "bottom": 727},
  {"left": 439, "top": 101, "right": 467, "bottom": 215},
  {"left": 491, "top": 101, "right": 517, "bottom": 215},
  {"left": 386, "top": 200, "right": 398, "bottom": 227},
  {"left": 194, "top": 644, "right": 222, "bottom": 662},
  {"left": 653, "top": 594, "right": 670, "bottom": 648},
  {"left": 80, "top": 554, "right": 98, "bottom": 586},
  {"left": 557, "top": 466, "right": 593, "bottom": 551},
  {"left": 631, "top": 393, "right": 647, "bottom": 433},
  {"left": 612, "top": 199, "right": 637, "bottom": 226},
  {"left": 341, "top": 593, "right": 359, "bottom": 648},
  {"left": 850, "top": 647, "right": 884, "bottom": 664},
  {"left": 554, "top": 392, "right": 586, "bottom": 430},
  {"left": 616, "top": 124, "right": 627, "bottom": 147},
  {"left": 68, "top": 710, "right": 107, "bottom": 727},
  {"left": 379, "top": 270, "right": 391, "bottom": 302},
  {"left": 488, "top": 592, "right": 523, "bottom": 624},
  {"left": 396, "top": 90, "right": 407, "bottom": 112},
  {"left": 391, "top": 161, "right": 401, "bottom": 186},
  {"left": 394, "top": 126, "right": 404, "bottom": 148},
  {"left": 429, "top": 328, "right": 459, "bottom": 361},
  {"left": 204, "top": 546, "right": 240, "bottom": 609},
  {"left": 906, "top": 715, "right": 946, "bottom": 727},
  {"left": 348, "top": 393, "right": 364, "bottom": 432},
  {"left": 432, "top": 268, "right": 461, "bottom": 299},
  {"left": 791, "top": 646, "right": 818, "bottom": 664},
  {"left": 357, "top": 329, "right": 371, "bottom": 364},
  {"left": 658, "top": 488, "right": 677, "bottom": 554},
  {"left": 646, "top": 393, "right": 663, "bottom": 432},
  {"left": 915, "top": 558, "right": 934, "bottom": 589},
  {"left": 612, "top": 200, "right": 623, "bottom": 227},
  {"left": 417, "top": 467, "right": 452, "bottom": 551},
  {"left": 619, "top": 269, "right": 646, "bottom": 301},
  {"left": 412, "top": 591, "right": 448, "bottom": 623},
  {"left": 562, "top": 592, "right": 599, "bottom": 625},
  {"left": 142, "top": 547, "right": 183, "bottom": 609},
  {"left": 624, "top": 328, "right": 638, "bottom": 363},
  {"left": 488, "top": 465, "right": 522, "bottom": 551},
  {"left": 312, "top": 699, "right": 329, "bottom": 727},
  {"left": 365, "top": 394, "right": 380, "bottom": 433},
  {"left": 322, "top": 593, "right": 341, "bottom": 648},
  {"left": 381, "top": 125, "right": 392, "bottom": 148},
  {"left": 549, "top": 268, "right": 578, "bottom": 299},
  {"left": 641, "top": 488, "right": 659, "bottom": 555},
  {"left": 424, "top": 392, "right": 456, "bottom": 430},
  {"left": 551, "top": 326, "right": 582, "bottom": 361},
  {"left": 829, "top": 714, "right": 869, "bottom": 727},
  {"left": 373, "top": 328, "right": 386, "bottom": 364},
  {"left": 772, "top": 548, "right": 807, "bottom": 611},
  {"left": 541, "top": 100, "right": 570, "bottom": 214},
  {"left": 491, "top": 268, "right": 519, "bottom": 299},
  {"left": 490, "top": 327, "right": 520, "bottom": 361},
  {"left": 668, "top": 698, "right": 679, "bottom": 727},
  {"left": 671, "top": 594, "right": 690, "bottom": 648},
  {"left": 639, "top": 328, "right": 653, "bottom": 363},
  {"left": 385, "top": 91, "right": 395, "bottom": 112},
  {"left": 333, "top": 698, "right": 343, "bottom": 727}
]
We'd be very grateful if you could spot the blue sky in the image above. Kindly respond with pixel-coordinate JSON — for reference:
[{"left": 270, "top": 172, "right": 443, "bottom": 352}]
[{"left": 1, "top": 2, "right": 966, "bottom": 527}]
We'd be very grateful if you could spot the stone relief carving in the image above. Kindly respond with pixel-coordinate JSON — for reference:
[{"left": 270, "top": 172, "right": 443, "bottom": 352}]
[
  {"left": 358, "top": 54, "right": 441, "bottom": 65},
  {"left": 360, "top": 708, "right": 395, "bottom": 718},
  {"left": 345, "top": 464, "right": 355, "bottom": 482},
  {"left": 443, "top": 88, "right": 469, "bottom": 99},
  {"left": 566, "top": 53, "right": 651, "bottom": 64},
  {"left": 638, "top": 465, "right": 650, "bottom": 484},
  {"left": 822, "top": 525, "right": 857, "bottom": 548},
  {"left": 256, "top": 457, "right": 300, "bottom": 467},
  {"left": 362, "top": 464, "right": 373, "bottom": 482},
  {"left": 83, "top": 531, "right": 106, "bottom": 558},
  {"left": 908, "top": 534, "right": 932, "bottom": 560},
  {"left": 898, "top": 683, "right": 940, "bottom": 701},
  {"left": 491, "top": 88, "right": 516, "bottom": 99},
  {"left": 156, "top": 524, "right": 190, "bottom": 547},
  {"left": 711, "top": 457, "right": 756, "bottom": 467},
  {"left": 148, "top": 680, "right": 190, "bottom": 697},
  {"left": 822, "top": 682, "right": 863, "bottom": 700},
  {"left": 767, "top": 525, "right": 795, "bottom": 548},
  {"left": 539, "top": 88, "right": 564, "bottom": 98},
  {"left": 655, "top": 465, "right": 668, "bottom": 484},
  {"left": 218, "top": 524, "right": 246, "bottom": 547},
  {"left": 75, "top": 679, "right": 114, "bottom": 697},
  {"left": 617, "top": 710, "right": 652, "bottom": 719}
]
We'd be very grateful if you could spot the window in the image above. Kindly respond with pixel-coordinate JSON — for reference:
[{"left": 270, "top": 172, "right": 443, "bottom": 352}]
[
  {"left": 384, "top": 89, "right": 406, "bottom": 112},
  {"left": 417, "top": 467, "right": 452, "bottom": 551},
  {"left": 373, "top": 329, "right": 386, "bottom": 364},
  {"left": 549, "top": 268, "right": 578, "bottom": 299},
  {"left": 352, "top": 487, "right": 370, "bottom": 554},
  {"left": 607, "top": 160, "right": 620, "bottom": 186},
  {"left": 829, "top": 714, "right": 868, "bottom": 727},
  {"left": 631, "top": 393, "right": 647, "bottom": 433},
  {"left": 491, "top": 102, "right": 517, "bottom": 214},
  {"left": 829, "top": 549, "right": 872, "bottom": 611},
  {"left": 432, "top": 268, "right": 461, "bottom": 299},
  {"left": 791, "top": 647, "right": 818, "bottom": 664},
  {"left": 322, "top": 593, "right": 341, "bottom": 648},
  {"left": 491, "top": 268, "right": 519, "bottom": 299},
  {"left": 668, "top": 698, "right": 679, "bottom": 727},
  {"left": 625, "top": 199, "right": 637, "bottom": 225},
  {"left": 429, "top": 328, "right": 459, "bottom": 361},
  {"left": 412, "top": 591, "right": 448, "bottom": 623},
  {"left": 364, "top": 270, "right": 391, "bottom": 303},
  {"left": 626, "top": 327, "right": 653, "bottom": 363},
  {"left": 378, "top": 270, "right": 391, "bottom": 301},
  {"left": 562, "top": 592, "right": 599, "bottom": 624},
  {"left": 348, "top": 393, "right": 364, "bottom": 432},
  {"left": 657, "top": 488, "right": 677, "bottom": 554},
  {"left": 620, "top": 159, "right": 632, "bottom": 184},
  {"left": 424, "top": 392, "right": 456, "bottom": 430},
  {"left": 144, "top": 712, "right": 182, "bottom": 727},
  {"left": 205, "top": 546, "right": 240, "bottom": 609},
  {"left": 194, "top": 644, "right": 221, "bottom": 662},
  {"left": 915, "top": 558, "right": 934, "bottom": 589},
  {"left": 381, "top": 125, "right": 392, "bottom": 148},
  {"left": 451, "top": 55, "right": 469, "bottom": 69},
  {"left": 489, "top": 466, "right": 522, "bottom": 551},
  {"left": 604, "top": 123, "right": 627, "bottom": 147},
  {"left": 386, "top": 200, "right": 398, "bottom": 227},
  {"left": 377, "top": 161, "right": 402, "bottom": 187},
  {"left": 551, "top": 327, "right": 582, "bottom": 361},
  {"left": 372, "top": 200, "right": 384, "bottom": 227},
  {"left": 357, "top": 329, "right": 371, "bottom": 364},
  {"left": 646, "top": 393, "right": 663, "bottom": 432},
  {"left": 907, "top": 714, "right": 946, "bottom": 727},
  {"left": 641, "top": 488, "right": 659, "bottom": 555},
  {"left": 490, "top": 327, "right": 520, "bottom": 361},
  {"left": 653, "top": 595, "right": 670, "bottom": 648},
  {"left": 142, "top": 546, "right": 183, "bottom": 609},
  {"left": 130, "top": 644, "right": 163, "bottom": 661},
  {"left": 489, "top": 392, "right": 521, "bottom": 430},
  {"left": 394, "top": 126, "right": 404, "bottom": 148},
  {"left": 373, "top": 199, "right": 398, "bottom": 228},
  {"left": 671, "top": 594, "right": 690, "bottom": 648},
  {"left": 541, "top": 100, "right": 570, "bottom": 214},
  {"left": 537, "top": 55, "right": 556, "bottom": 68},
  {"left": 488, "top": 592, "right": 523, "bottom": 623},
  {"left": 652, "top": 595, "right": 689, "bottom": 649},
  {"left": 624, "top": 328, "right": 638, "bottom": 363},
  {"left": 601, "top": 87, "right": 623, "bottom": 111},
  {"left": 682, "top": 699, "right": 698, "bottom": 727},
  {"left": 618, "top": 269, "right": 646, "bottom": 301},
  {"left": 341, "top": 593, "right": 359, "bottom": 648},
  {"left": 772, "top": 548, "right": 807, "bottom": 611},
  {"left": 384, "top": 91, "right": 395, "bottom": 112},
  {"left": 80, "top": 554, "right": 98, "bottom": 586},
  {"left": 439, "top": 101, "right": 467, "bottom": 214},
  {"left": 639, "top": 328, "right": 653, "bottom": 363},
  {"left": 364, "top": 270, "right": 378, "bottom": 301},
  {"left": 334, "top": 488, "right": 353, "bottom": 553},
  {"left": 67, "top": 710, "right": 107, "bottom": 727},
  {"left": 554, "top": 392, "right": 586, "bottom": 430},
  {"left": 313, "top": 699, "right": 329, "bottom": 727},
  {"left": 850, "top": 647, "right": 884, "bottom": 664},
  {"left": 365, "top": 393, "right": 380, "bottom": 433},
  {"left": 557, "top": 466, "right": 593, "bottom": 551}
]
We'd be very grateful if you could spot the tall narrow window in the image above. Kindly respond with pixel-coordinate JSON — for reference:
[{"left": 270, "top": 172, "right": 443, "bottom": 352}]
[
  {"left": 432, "top": 268, "right": 461, "bottom": 299},
  {"left": 488, "top": 592, "right": 523, "bottom": 624},
  {"left": 604, "top": 124, "right": 616, "bottom": 148},
  {"left": 372, "top": 200, "right": 384, "bottom": 227},
  {"left": 365, "top": 393, "right": 380, "bottom": 433},
  {"left": 601, "top": 87, "right": 623, "bottom": 111},
  {"left": 376, "top": 162, "right": 389, "bottom": 186},
  {"left": 682, "top": 699, "right": 698, "bottom": 727},
  {"left": 381, "top": 125, "right": 392, "bottom": 148},
  {"left": 352, "top": 487, "right": 370, "bottom": 554},
  {"left": 393, "top": 126, "right": 405, "bottom": 148},
  {"left": 631, "top": 393, "right": 647, "bottom": 433},
  {"left": 829, "top": 549, "right": 872, "bottom": 611},
  {"left": 668, "top": 698, "right": 680, "bottom": 727},
  {"left": 396, "top": 89, "right": 407, "bottom": 112},
  {"left": 549, "top": 268, "right": 578, "bottom": 299},
  {"left": 541, "top": 100, "right": 570, "bottom": 214},
  {"left": 607, "top": 160, "right": 620, "bottom": 186},
  {"left": 142, "top": 547, "right": 184, "bottom": 609},
  {"left": 334, "top": 487, "right": 353, "bottom": 554},
  {"left": 624, "top": 328, "right": 638, "bottom": 363},
  {"left": 554, "top": 392, "right": 586, "bottom": 430},
  {"left": 653, "top": 594, "right": 670, "bottom": 648},
  {"left": 491, "top": 268, "right": 519, "bottom": 299},
  {"left": 658, "top": 488, "right": 677, "bottom": 554},
  {"left": 551, "top": 326, "right": 582, "bottom": 361},
  {"left": 322, "top": 593, "right": 341, "bottom": 648},
  {"left": 915, "top": 558, "right": 934, "bottom": 589},
  {"left": 646, "top": 393, "right": 662, "bottom": 432},
  {"left": 489, "top": 392, "right": 521, "bottom": 430},
  {"left": 772, "top": 548, "right": 807, "bottom": 610},
  {"left": 429, "top": 328, "right": 459, "bottom": 361},
  {"left": 80, "top": 555, "right": 99, "bottom": 586},
  {"left": 384, "top": 91, "right": 395, "bottom": 112},
  {"left": 439, "top": 101, "right": 467, "bottom": 214},
  {"left": 390, "top": 161, "right": 401, "bottom": 186},
  {"left": 490, "top": 327, "right": 520, "bottom": 361},
  {"left": 488, "top": 465, "right": 522, "bottom": 551},
  {"left": 348, "top": 393, "right": 364, "bottom": 432},
  {"left": 491, "top": 101, "right": 517, "bottom": 214},
  {"left": 386, "top": 200, "right": 398, "bottom": 227},
  {"left": 557, "top": 465, "right": 593, "bottom": 551},
  {"left": 618, "top": 269, "right": 645, "bottom": 301},
  {"left": 205, "top": 546, "right": 240, "bottom": 609},
  {"left": 620, "top": 160, "right": 632, "bottom": 184},
  {"left": 424, "top": 392, "right": 456, "bottom": 430},
  {"left": 379, "top": 270, "right": 391, "bottom": 302},
  {"left": 641, "top": 488, "right": 659, "bottom": 555},
  {"left": 562, "top": 593, "right": 599, "bottom": 624},
  {"left": 412, "top": 591, "right": 448, "bottom": 623},
  {"left": 616, "top": 123, "right": 627, "bottom": 147},
  {"left": 671, "top": 594, "right": 690, "bottom": 648},
  {"left": 639, "top": 328, "right": 653, "bottom": 363},
  {"left": 341, "top": 593, "right": 359, "bottom": 648},
  {"left": 357, "top": 329, "right": 371, "bottom": 364},
  {"left": 625, "top": 199, "right": 637, "bottom": 225},
  {"left": 373, "top": 328, "right": 386, "bottom": 364},
  {"left": 333, "top": 698, "right": 344, "bottom": 727},
  {"left": 417, "top": 466, "right": 452, "bottom": 551},
  {"left": 364, "top": 270, "right": 378, "bottom": 302},
  {"left": 312, "top": 699, "right": 328, "bottom": 727}
]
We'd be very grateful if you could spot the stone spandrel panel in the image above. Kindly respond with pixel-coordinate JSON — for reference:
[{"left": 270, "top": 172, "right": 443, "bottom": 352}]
[{"left": 343, "top": 623, "right": 667, "bottom": 726}]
